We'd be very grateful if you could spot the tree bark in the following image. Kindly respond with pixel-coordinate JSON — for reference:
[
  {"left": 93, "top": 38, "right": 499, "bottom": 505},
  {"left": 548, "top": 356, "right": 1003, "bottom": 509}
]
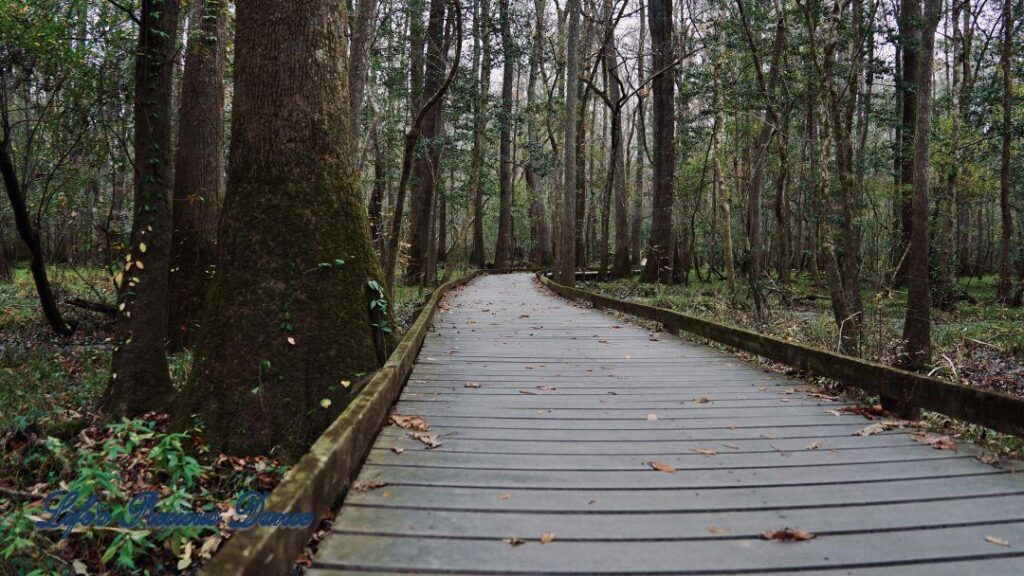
[
  {"left": 557, "top": 0, "right": 581, "bottom": 285},
  {"left": 640, "top": 0, "right": 674, "bottom": 284},
  {"left": 348, "top": 0, "right": 378, "bottom": 152},
  {"left": 168, "top": 0, "right": 227, "bottom": 351},
  {"left": 895, "top": 0, "right": 921, "bottom": 284},
  {"left": 175, "top": 0, "right": 393, "bottom": 460},
  {"left": 902, "top": 0, "right": 941, "bottom": 368},
  {"left": 526, "top": 0, "right": 552, "bottom": 267},
  {"left": 996, "top": 0, "right": 1014, "bottom": 302},
  {"left": 105, "top": 0, "right": 181, "bottom": 416},
  {"left": 468, "top": 0, "right": 491, "bottom": 267},
  {"left": 406, "top": 0, "right": 448, "bottom": 284},
  {"left": 493, "top": 0, "right": 515, "bottom": 270}
]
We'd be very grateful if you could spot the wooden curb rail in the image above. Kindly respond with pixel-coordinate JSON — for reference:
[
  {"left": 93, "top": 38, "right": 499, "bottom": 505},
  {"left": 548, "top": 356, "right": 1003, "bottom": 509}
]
[
  {"left": 201, "top": 270, "right": 483, "bottom": 576},
  {"left": 538, "top": 274, "right": 1024, "bottom": 439}
]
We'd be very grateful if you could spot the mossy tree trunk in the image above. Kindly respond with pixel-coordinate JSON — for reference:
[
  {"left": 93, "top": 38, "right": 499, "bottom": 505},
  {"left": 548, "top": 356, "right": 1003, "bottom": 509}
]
[
  {"left": 104, "top": 0, "right": 180, "bottom": 415},
  {"left": 168, "top": 0, "right": 227, "bottom": 351},
  {"left": 175, "top": 0, "right": 394, "bottom": 461},
  {"left": 493, "top": 0, "right": 515, "bottom": 271}
]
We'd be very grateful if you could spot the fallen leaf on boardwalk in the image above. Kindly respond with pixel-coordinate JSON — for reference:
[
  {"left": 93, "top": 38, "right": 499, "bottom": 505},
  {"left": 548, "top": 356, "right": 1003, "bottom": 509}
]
[
  {"left": 911, "top": 432, "right": 957, "bottom": 451},
  {"left": 503, "top": 537, "right": 526, "bottom": 546},
  {"left": 537, "top": 384, "right": 557, "bottom": 391},
  {"left": 588, "top": 499, "right": 597, "bottom": 505},
  {"left": 352, "top": 479, "right": 388, "bottom": 492},
  {"left": 723, "top": 443, "right": 740, "bottom": 450},
  {"left": 760, "top": 528, "right": 815, "bottom": 542},
  {"left": 780, "top": 398, "right": 790, "bottom": 403},
  {"left": 978, "top": 452, "right": 1001, "bottom": 465},
  {"left": 695, "top": 397, "right": 712, "bottom": 404},
  {"left": 806, "top": 442, "right": 820, "bottom": 450},
  {"left": 518, "top": 389, "right": 537, "bottom": 395},
  {"left": 649, "top": 335, "right": 660, "bottom": 341},
  {"left": 758, "top": 387, "right": 768, "bottom": 392},
  {"left": 807, "top": 391, "right": 840, "bottom": 401},
  {"left": 464, "top": 382, "right": 481, "bottom": 388},
  {"left": 624, "top": 354, "right": 632, "bottom": 359},
  {"left": 708, "top": 526, "right": 730, "bottom": 535},
  {"left": 498, "top": 493, "right": 512, "bottom": 501},
  {"left": 647, "top": 413, "right": 658, "bottom": 421},
  {"left": 540, "top": 532, "right": 556, "bottom": 544},
  {"left": 841, "top": 404, "right": 886, "bottom": 419},
  {"left": 598, "top": 340, "right": 609, "bottom": 344},
  {"left": 410, "top": 432, "right": 442, "bottom": 449},
  {"left": 693, "top": 448, "right": 718, "bottom": 456},
  {"left": 824, "top": 409, "right": 844, "bottom": 416},
  {"left": 783, "top": 388, "right": 797, "bottom": 394},
  {"left": 853, "top": 420, "right": 908, "bottom": 436},
  {"left": 390, "top": 446, "right": 404, "bottom": 454},
  {"left": 984, "top": 536, "right": 1010, "bottom": 547},
  {"left": 649, "top": 461, "right": 677, "bottom": 473},
  {"left": 390, "top": 414, "right": 430, "bottom": 431}
]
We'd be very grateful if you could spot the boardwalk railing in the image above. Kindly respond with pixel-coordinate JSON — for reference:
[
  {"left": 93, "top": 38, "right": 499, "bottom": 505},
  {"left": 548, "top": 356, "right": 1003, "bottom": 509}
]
[
  {"left": 201, "top": 271, "right": 482, "bottom": 576},
  {"left": 538, "top": 274, "right": 1024, "bottom": 438}
]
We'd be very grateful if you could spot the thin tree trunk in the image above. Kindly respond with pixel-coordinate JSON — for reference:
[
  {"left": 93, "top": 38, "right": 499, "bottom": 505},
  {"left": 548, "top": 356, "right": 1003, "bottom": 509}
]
[
  {"left": 168, "top": 0, "right": 227, "bottom": 351},
  {"left": 468, "top": 0, "right": 491, "bottom": 267},
  {"left": 557, "top": 0, "right": 581, "bottom": 285},
  {"left": 997, "top": 0, "right": 1014, "bottom": 301},
  {"left": 406, "top": 0, "right": 447, "bottom": 284},
  {"left": 895, "top": 0, "right": 921, "bottom": 284},
  {"left": 526, "top": 0, "right": 552, "bottom": 267},
  {"left": 1, "top": 113, "right": 76, "bottom": 335},
  {"left": 902, "top": 0, "right": 941, "bottom": 368},
  {"left": 348, "top": 0, "right": 378, "bottom": 152}
]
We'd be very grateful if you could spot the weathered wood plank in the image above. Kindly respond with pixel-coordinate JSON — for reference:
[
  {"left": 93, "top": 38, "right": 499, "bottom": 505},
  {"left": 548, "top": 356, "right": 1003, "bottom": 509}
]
[{"left": 310, "top": 274, "right": 1024, "bottom": 576}]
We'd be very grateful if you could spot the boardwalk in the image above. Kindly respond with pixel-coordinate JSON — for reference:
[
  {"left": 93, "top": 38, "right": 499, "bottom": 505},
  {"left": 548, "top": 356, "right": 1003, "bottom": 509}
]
[{"left": 310, "top": 273, "right": 1024, "bottom": 575}]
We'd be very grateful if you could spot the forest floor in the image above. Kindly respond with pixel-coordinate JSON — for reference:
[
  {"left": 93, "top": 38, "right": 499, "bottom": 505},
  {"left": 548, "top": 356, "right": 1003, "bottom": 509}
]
[
  {"left": 578, "top": 271, "right": 1024, "bottom": 458},
  {"left": 0, "top": 265, "right": 445, "bottom": 575}
]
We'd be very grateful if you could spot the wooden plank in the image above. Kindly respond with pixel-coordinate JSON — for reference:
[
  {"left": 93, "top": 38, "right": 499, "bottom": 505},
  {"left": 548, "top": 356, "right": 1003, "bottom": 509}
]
[
  {"left": 311, "top": 273, "right": 1024, "bottom": 575},
  {"left": 310, "top": 524, "right": 1024, "bottom": 574},
  {"left": 539, "top": 275, "right": 1024, "bottom": 436}
]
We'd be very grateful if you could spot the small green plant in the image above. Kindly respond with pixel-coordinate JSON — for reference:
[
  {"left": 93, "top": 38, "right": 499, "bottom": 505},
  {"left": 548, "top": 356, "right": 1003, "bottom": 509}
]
[{"left": 368, "top": 279, "right": 392, "bottom": 334}]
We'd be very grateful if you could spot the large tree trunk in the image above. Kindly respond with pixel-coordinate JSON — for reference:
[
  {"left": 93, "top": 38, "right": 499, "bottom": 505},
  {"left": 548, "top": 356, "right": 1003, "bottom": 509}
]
[
  {"left": 894, "top": 0, "right": 920, "bottom": 284},
  {"left": 168, "top": 0, "right": 227, "bottom": 351},
  {"left": 996, "top": 0, "right": 1014, "bottom": 302},
  {"left": 104, "top": 0, "right": 181, "bottom": 415},
  {"left": 406, "top": 0, "right": 447, "bottom": 284},
  {"left": 468, "top": 0, "right": 491, "bottom": 267},
  {"left": 557, "top": 0, "right": 581, "bottom": 285},
  {"left": 493, "top": 0, "right": 515, "bottom": 270},
  {"left": 175, "top": 0, "right": 393, "bottom": 460},
  {"left": 640, "top": 0, "right": 674, "bottom": 283},
  {"left": 902, "top": 0, "right": 941, "bottom": 368}
]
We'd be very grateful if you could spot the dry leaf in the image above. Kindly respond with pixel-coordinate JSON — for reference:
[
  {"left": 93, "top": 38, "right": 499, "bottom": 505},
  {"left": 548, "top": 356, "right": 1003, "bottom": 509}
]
[
  {"left": 518, "top": 389, "right": 537, "bottom": 395},
  {"left": 978, "top": 452, "right": 1001, "bottom": 465},
  {"left": 352, "top": 479, "right": 388, "bottom": 492},
  {"left": 984, "top": 535, "right": 1010, "bottom": 547},
  {"left": 410, "top": 431, "right": 442, "bottom": 449},
  {"left": 464, "top": 382, "right": 481, "bottom": 388},
  {"left": 503, "top": 537, "right": 526, "bottom": 546},
  {"left": 540, "top": 531, "right": 556, "bottom": 544},
  {"left": 649, "top": 461, "right": 677, "bottom": 473},
  {"left": 805, "top": 442, "right": 820, "bottom": 450},
  {"left": 695, "top": 397, "right": 712, "bottom": 404},
  {"left": 390, "top": 446, "right": 404, "bottom": 455},
  {"left": 911, "top": 432, "right": 957, "bottom": 451},
  {"left": 693, "top": 448, "right": 718, "bottom": 456},
  {"left": 723, "top": 443, "right": 740, "bottom": 450},
  {"left": 389, "top": 414, "right": 430, "bottom": 431},
  {"left": 498, "top": 493, "right": 512, "bottom": 501},
  {"left": 853, "top": 420, "right": 907, "bottom": 436},
  {"left": 287, "top": 336, "right": 296, "bottom": 346},
  {"left": 708, "top": 526, "right": 730, "bottom": 535},
  {"left": 647, "top": 413, "right": 658, "bottom": 421},
  {"left": 780, "top": 398, "right": 790, "bottom": 403},
  {"left": 760, "top": 528, "right": 815, "bottom": 542}
]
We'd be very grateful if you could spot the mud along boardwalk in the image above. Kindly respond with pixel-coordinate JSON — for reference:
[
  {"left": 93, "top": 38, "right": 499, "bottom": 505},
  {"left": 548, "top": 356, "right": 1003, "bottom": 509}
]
[{"left": 310, "top": 273, "right": 1024, "bottom": 575}]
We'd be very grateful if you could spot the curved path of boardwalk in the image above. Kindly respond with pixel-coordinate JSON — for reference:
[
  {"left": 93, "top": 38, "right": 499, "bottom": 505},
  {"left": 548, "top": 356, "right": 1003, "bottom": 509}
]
[{"left": 310, "top": 273, "right": 1024, "bottom": 575}]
